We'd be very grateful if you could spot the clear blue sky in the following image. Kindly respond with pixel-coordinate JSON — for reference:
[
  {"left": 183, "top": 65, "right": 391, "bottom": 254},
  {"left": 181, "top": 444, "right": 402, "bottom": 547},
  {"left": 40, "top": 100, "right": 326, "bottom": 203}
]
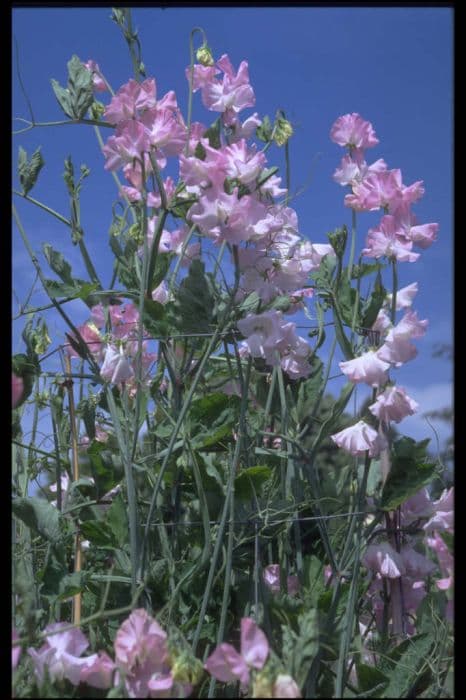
[{"left": 12, "top": 7, "right": 453, "bottom": 450}]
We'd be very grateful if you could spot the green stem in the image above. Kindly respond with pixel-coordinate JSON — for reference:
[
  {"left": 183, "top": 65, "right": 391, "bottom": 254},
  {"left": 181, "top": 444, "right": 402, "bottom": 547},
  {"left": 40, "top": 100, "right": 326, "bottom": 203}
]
[
  {"left": 13, "top": 117, "right": 113, "bottom": 135},
  {"left": 185, "top": 28, "right": 208, "bottom": 157},
  {"left": 390, "top": 258, "right": 398, "bottom": 324},
  {"left": 347, "top": 208, "right": 357, "bottom": 280}
]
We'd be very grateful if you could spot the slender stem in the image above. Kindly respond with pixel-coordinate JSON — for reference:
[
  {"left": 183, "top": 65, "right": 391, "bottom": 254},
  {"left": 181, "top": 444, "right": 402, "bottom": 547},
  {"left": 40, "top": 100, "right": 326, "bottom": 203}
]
[
  {"left": 347, "top": 208, "right": 357, "bottom": 280},
  {"left": 184, "top": 28, "right": 207, "bottom": 157},
  {"left": 13, "top": 117, "right": 113, "bottom": 135},
  {"left": 390, "top": 257, "right": 398, "bottom": 324},
  {"left": 13, "top": 190, "right": 71, "bottom": 226}
]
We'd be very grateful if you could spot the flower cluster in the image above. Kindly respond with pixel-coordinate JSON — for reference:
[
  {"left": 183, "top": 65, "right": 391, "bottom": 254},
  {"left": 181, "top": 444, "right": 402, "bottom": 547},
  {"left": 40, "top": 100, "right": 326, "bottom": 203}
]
[
  {"left": 25, "top": 612, "right": 301, "bottom": 698},
  {"left": 331, "top": 112, "right": 438, "bottom": 262},
  {"left": 329, "top": 114, "right": 435, "bottom": 458},
  {"left": 362, "top": 486, "right": 454, "bottom": 633},
  {"left": 66, "top": 302, "right": 156, "bottom": 395},
  {"left": 95, "top": 53, "right": 336, "bottom": 380}
]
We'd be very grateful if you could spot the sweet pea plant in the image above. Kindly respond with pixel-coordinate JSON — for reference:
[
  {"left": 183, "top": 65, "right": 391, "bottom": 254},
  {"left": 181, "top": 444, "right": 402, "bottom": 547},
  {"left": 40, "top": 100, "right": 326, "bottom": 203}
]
[{"left": 12, "top": 8, "right": 453, "bottom": 698}]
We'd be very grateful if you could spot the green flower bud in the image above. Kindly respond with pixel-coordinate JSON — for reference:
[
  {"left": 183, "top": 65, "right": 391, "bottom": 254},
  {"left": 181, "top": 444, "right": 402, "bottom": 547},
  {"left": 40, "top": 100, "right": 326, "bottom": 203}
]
[
  {"left": 128, "top": 223, "right": 144, "bottom": 245},
  {"left": 90, "top": 100, "right": 105, "bottom": 120},
  {"left": 273, "top": 117, "right": 293, "bottom": 146},
  {"left": 196, "top": 44, "right": 215, "bottom": 66},
  {"left": 252, "top": 671, "right": 274, "bottom": 698},
  {"left": 171, "top": 651, "right": 204, "bottom": 686}
]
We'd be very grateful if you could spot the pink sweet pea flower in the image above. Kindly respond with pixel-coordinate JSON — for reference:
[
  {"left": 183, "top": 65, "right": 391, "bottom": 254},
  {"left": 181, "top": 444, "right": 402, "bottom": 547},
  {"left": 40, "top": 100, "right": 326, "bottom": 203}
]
[
  {"left": 100, "top": 345, "right": 134, "bottom": 385},
  {"left": 369, "top": 385, "right": 419, "bottom": 424},
  {"left": 345, "top": 169, "right": 403, "bottom": 212},
  {"left": 227, "top": 112, "right": 262, "bottom": 143},
  {"left": 204, "top": 618, "right": 269, "bottom": 690},
  {"left": 65, "top": 322, "right": 103, "bottom": 361},
  {"left": 331, "top": 420, "right": 387, "bottom": 458},
  {"left": 28, "top": 624, "right": 95, "bottom": 686},
  {"left": 400, "top": 488, "right": 435, "bottom": 525},
  {"left": 102, "top": 120, "right": 150, "bottom": 171},
  {"left": 400, "top": 546, "right": 436, "bottom": 578},
  {"left": 200, "top": 54, "right": 255, "bottom": 115},
  {"left": 78, "top": 652, "right": 116, "bottom": 689},
  {"left": 114, "top": 609, "right": 176, "bottom": 698},
  {"left": 339, "top": 351, "right": 391, "bottom": 387},
  {"left": 363, "top": 542, "right": 406, "bottom": 578},
  {"left": 222, "top": 139, "right": 266, "bottom": 185},
  {"left": 333, "top": 148, "right": 387, "bottom": 187},
  {"left": 263, "top": 565, "right": 299, "bottom": 596},
  {"left": 273, "top": 674, "right": 302, "bottom": 698},
  {"left": 83, "top": 60, "right": 107, "bottom": 92},
  {"left": 12, "top": 628, "right": 21, "bottom": 670},
  {"left": 12, "top": 373, "right": 24, "bottom": 409},
  {"left": 385, "top": 282, "right": 418, "bottom": 310},
  {"left": 104, "top": 78, "right": 157, "bottom": 125},
  {"left": 423, "top": 488, "right": 454, "bottom": 532},
  {"left": 330, "top": 113, "right": 379, "bottom": 149},
  {"left": 377, "top": 310, "right": 428, "bottom": 367},
  {"left": 362, "top": 215, "right": 419, "bottom": 263}
]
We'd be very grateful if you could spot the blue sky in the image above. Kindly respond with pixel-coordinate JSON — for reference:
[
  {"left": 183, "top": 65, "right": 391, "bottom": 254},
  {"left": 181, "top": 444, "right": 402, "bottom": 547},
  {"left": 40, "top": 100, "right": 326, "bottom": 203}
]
[{"left": 12, "top": 7, "right": 453, "bottom": 453}]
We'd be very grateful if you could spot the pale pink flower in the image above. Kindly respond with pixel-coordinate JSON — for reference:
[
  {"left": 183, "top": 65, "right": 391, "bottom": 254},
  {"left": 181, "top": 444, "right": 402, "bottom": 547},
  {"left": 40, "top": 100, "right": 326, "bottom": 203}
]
[
  {"left": 83, "top": 60, "right": 107, "bottom": 92},
  {"left": 200, "top": 54, "right": 255, "bottom": 114},
  {"left": 222, "top": 139, "right": 266, "bottom": 184},
  {"left": 100, "top": 345, "right": 134, "bottom": 384},
  {"left": 377, "top": 310, "right": 428, "bottom": 367},
  {"left": 330, "top": 113, "right": 379, "bottom": 149},
  {"left": 12, "top": 373, "right": 24, "bottom": 409},
  {"left": 263, "top": 565, "right": 299, "bottom": 596},
  {"left": 104, "top": 78, "right": 157, "bottom": 125},
  {"left": 391, "top": 203, "right": 438, "bottom": 249},
  {"left": 185, "top": 64, "right": 221, "bottom": 92},
  {"left": 371, "top": 309, "right": 392, "bottom": 335},
  {"left": 369, "top": 385, "right": 419, "bottom": 424},
  {"left": 227, "top": 112, "right": 262, "bottom": 142},
  {"left": 114, "top": 609, "right": 176, "bottom": 698},
  {"left": 423, "top": 488, "right": 454, "bottom": 532},
  {"left": 345, "top": 169, "right": 403, "bottom": 212},
  {"left": 78, "top": 652, "right": 116, "bottom": 689},
  {"left": 273, "top": 674, "right": 302, "bottom": 698},
  {"left": 363, "top": 542, "right": 406, "bottom": 578},
  {"left": 66, "top": 323, "right": 103, "bottom": 361},
  {"left": 103, "top": 120, "right": 150, "bottom": 171},
  {"left": 204, "top": 618, "right": 269, "bottom": 690},
  {"left": 333, "top": 148, "right": 387, "bottom": 187},
  {"left": 385, "top": 282, "right": 418, "bottom": 310},
  {"left": 237, "top": 310, "right": 286, "bottom": 364},
  {"left": 400, "top": 488, "right": 435, "bottom": 525},
  {"left": 12, "top": 628, "right": 21, "bottom": 670},
  {"left": 28, "top": 624, "right": 95, "bottom": 686},
  {"left": 400, "top": 546, "right": 436, "bottom": 578},
  {"left": 152, "top": 281, "right": 170, "bottom": 304},
  {"left": 331, "top": 420, "right": 387, "bottom": 458},
  {"left": 362, "top": 215, "right": 419, "bottom": 263},
  {"left": 339, "top": 351, "right": 391, "bottom": 387},
  {"left": 139, "top": 100, "right": 187, "bottom": 156}
]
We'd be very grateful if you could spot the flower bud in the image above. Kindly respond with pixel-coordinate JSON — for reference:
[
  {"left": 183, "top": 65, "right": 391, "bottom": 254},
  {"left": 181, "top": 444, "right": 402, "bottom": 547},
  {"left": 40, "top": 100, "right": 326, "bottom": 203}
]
[
  {"left": 90, "top": 100, "right": 106, "bottom": 120},
  {"left": 171, "top": 651, "right": 204, "bottom": 686},
  {"left": 252, "top": 671, "right": 274, "bottom": 698},
  {"left": 274, "top": 117, "right": 293, "bottom": 146},
  {"left": 196, "top": 43, "right": 215, "bottom": 66}
]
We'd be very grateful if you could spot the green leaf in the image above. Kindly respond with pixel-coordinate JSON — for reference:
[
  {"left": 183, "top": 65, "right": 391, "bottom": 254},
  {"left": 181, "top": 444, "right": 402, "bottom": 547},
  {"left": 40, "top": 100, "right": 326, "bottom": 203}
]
[
  {"left": 67, "top": 54, "right": 94, "bottom": 119},
  {"left": 44, "top": 279, "right": 99, "bottom": 301},
  {"left": 150, "top": 252, "right": 173, "bottom": 290},
  {"left": 12, "top": 497, "right": 61, "bottom": 543},
  {"left": 256, "top": 115, "right": 273, "bottom": 142},
  {"left": 360, "top": 270, "right": 386, "bottom": 328},
  {"left": 296, "top": 358, "right": 324, "bottom": 424},
  {"left": 58, "top": 572, "right": 87, "bottom": 600},
  {"left": 381, "top": 633, "right": 434, "bottom": 697},
  {"left": 351, "top": 262, "right": 384, "bottom": 280},
  {"left": 43, "top": 244, "right": 74, "bottom": 284},
  {"left": 172, "top": 259, "right": 214, "bottom": 333},
  {"left": 87, "top": 440, "right": 120, "bottom": 497},
  {"left": 203, "top": 118, "right": 221, "bottom": 149},
  {"left": 80, "top": 519, "right": 115, "bottom": 547},
  {"left": 356, "top": 663, "right": 389, "bottom": 696},
  {"left": 105, "top": 494, "right": 128, "bottom": 548},
  {"left": 190, "top": 393, "right": 237, "bottom": 424},
  {"left": 235, "top": 466, "right": 272, "bottom": 500},
  {"left": 381, "top": 438, "right": 435, "bottom": 510},
  {"left": 17, "top": 146, "right": 45, "bottom": 196},
  {"left": 50, "top": 78, "right": 73, "bottom": 118},
  {"left": 336, "top": 275, "right": 359, "bottom": 326}
]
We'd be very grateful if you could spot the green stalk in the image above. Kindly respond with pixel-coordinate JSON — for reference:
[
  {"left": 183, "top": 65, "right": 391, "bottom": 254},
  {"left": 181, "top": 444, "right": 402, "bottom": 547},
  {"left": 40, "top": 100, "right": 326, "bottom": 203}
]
[
  {"left": 192, "top": 358, "right": 252, "bottom": 654},
  {"left": 347, "top": 208, "right": 357, "bottom": 280}
]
